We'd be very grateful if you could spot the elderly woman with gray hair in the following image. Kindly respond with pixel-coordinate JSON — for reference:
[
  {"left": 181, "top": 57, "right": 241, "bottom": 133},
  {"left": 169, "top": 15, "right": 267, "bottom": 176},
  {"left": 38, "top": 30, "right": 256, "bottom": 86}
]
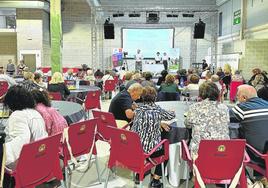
[{"left": 185, "top": 81, "right": 230, "bottom": 156}]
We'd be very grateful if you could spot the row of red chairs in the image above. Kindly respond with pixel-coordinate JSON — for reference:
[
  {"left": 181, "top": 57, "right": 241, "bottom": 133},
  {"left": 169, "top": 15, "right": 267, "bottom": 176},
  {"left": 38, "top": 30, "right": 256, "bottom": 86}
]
[
  {"left": 5, "top": 113, "right": 168, "bottom": 188},
  {"left": 181, "top": 139, "right": 268, "bottom": 188}
]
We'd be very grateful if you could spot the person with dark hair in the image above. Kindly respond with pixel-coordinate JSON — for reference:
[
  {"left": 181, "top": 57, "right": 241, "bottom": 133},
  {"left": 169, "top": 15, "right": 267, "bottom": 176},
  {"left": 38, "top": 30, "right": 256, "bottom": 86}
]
[
  {"left": 131, "top": 86, "right": 175, "bottom": 188},
  {"left": 141, "top": 72, "right": 156, "bottom": 89},
  {"left": 201, "top": 59, "right": 208, "bottom": 71},
  {"left": 257, "top": 84, "right": 268, "bottom": 101},
  {"left": 34, "top": 72, "right": 46, "bottom": 88},
  {"left": 20, "top": 71, "right": 41, "bottom": 91},
  {"left": 185, "top": 81, "right": 230, "bottom": 156},
  {"left": 156, "top": 70, "right": 168, "bottom": 86},
  {"left": 3, "top": 85, "right": 47, "bottom": 168},
  {"left": 31, "top": 89, "right": 68, "bottom": 136}
]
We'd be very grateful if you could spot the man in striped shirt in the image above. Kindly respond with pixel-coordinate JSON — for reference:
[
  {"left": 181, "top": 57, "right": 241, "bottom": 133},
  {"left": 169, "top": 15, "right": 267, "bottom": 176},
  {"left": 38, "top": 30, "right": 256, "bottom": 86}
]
[{"left": 230, "top": 84, "right": 268, "bottom": 180}]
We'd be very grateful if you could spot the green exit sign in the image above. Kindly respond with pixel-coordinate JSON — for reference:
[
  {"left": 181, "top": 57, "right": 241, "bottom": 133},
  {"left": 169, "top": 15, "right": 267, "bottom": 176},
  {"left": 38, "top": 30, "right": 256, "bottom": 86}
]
[{"left": 233, "top": 10, "right": 241, "bottom": 25}]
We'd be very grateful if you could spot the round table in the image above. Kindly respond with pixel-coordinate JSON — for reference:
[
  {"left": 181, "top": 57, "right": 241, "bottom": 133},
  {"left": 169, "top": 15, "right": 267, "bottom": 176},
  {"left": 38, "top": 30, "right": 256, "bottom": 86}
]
[
  {"left": 67, "top": 86, "right": 100, "bottom": 104},
  {"left": 51, "top": 100, "right": 86, "bottom": 125}
]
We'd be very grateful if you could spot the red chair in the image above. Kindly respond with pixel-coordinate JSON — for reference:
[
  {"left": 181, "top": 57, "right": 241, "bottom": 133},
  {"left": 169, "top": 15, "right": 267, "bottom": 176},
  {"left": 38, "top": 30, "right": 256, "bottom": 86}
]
[
  {"left": 182, "top": 139, "right": 249, "bottom": 188},
  {"left": 92, "top": 110, "right": 129, "bottom": 141},
  {"left": 229, "top": 81, "right": 243, "bottom": 102},
  {"left": 103, "top": 80, "right": 116, "bottom": 92},
  {"left": 113, "top": 76, "right": 119, "bottom": 86},
  {"left": 104, "top": 127, "right": 169, "bottom": 188},
  {"left": 0, "top": 81, "right": 8, "bottom": 98},
  {"left": 49, "top": 92, "right": 62, "bottom": 100},
  {"left": 84, "top": 90, "right": 101, "bottom": 118},
  {"left": 5, "top": 134, "right": 63, "bottom": 188},
  {"left": 61, "top": 119, "right": 101, "bottom": 188},
  {"left": 246, "top": 143, "right": 268, "bottom": 179}
]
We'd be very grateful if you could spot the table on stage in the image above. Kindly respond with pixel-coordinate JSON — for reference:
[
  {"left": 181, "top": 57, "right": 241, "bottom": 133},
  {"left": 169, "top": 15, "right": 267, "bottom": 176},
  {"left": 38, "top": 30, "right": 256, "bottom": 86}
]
[
  {"left": 51, "top": 100, "right": 85, "bottom": 125},
  {"left": 156, "top": 101, "right": 189, "bottom": 187}
]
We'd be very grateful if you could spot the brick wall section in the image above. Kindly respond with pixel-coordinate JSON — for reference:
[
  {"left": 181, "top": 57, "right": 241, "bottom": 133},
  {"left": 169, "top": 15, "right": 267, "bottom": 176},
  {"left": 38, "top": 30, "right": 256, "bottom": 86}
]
[
  {"left": 62, "top": 0, "right": 92, "bottom": 68},
  {"left": 240, "top": 40, "right": 268, "bottom": 79},
  {"left": 0, "top": 35, "right": 17, "bottom": 68},
  {"left": 16, "top": 9, "right": 43, "bottom": 61}
]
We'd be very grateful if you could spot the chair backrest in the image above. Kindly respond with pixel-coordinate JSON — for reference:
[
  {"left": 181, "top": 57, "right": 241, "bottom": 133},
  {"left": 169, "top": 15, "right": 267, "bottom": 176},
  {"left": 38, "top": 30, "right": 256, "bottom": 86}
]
[
  {"left": 195, "top": 139, "right": 246, "bottom": 181},
  {"left": 229, "top": 81, "right": 243, "bottom": 101},
  {"left": 104, "top": 80, "right": 116, "bottom": 92},
  {"left": 113, "top": 76, "right": 119, "bottom": 85},
  {"left": 107, "top": 126, "right": 145, "bottom": 172},
  {"left": 15, "top": 134, "right": 62, "bottom": 187},
  {"left": 62, "top": 119, "right": 97, "bottom": 165},
  {"left": 92, "top": 110, "right": 117, "bottom": 140},
  {"left": 84, "top": 90, "right": 101, "bottom": 110},
  {"left": 157, "top": 91, "right": 180, "bottom": 101},
  {"left": 0, "top": 81, "right": 8, "bottom": 98},
  {"left": 49, "top": 92, "right": 62, "bottom": 100}
]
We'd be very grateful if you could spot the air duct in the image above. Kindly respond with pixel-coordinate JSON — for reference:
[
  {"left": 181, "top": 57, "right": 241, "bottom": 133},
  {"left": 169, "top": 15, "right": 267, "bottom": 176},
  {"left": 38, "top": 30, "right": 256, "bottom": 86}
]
[{"left": 0, "top": 1, "right": 49, "bottom": 12}]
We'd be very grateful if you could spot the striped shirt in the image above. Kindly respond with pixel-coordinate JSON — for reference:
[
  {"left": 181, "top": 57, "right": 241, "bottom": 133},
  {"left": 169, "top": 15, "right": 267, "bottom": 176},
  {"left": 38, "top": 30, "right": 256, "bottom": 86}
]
[{"left": 230, "top": 97, "right": 268, "bottom": 153}]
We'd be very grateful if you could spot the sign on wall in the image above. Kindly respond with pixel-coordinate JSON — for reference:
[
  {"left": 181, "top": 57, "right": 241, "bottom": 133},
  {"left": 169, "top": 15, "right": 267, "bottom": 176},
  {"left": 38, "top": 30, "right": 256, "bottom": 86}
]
[{"left": 233, "top": 10, "right": 241, "bottom": 25}]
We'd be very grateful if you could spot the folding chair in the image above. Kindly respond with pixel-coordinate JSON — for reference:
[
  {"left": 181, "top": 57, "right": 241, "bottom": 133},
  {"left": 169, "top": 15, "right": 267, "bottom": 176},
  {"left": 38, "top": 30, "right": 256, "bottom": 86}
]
[
  {"left": 246, "top": 143, "right": 268, "bottom": 179},
  {"left": 92, "top": 110, "right": 129, "bottom": 141},
  {"left": 5, "top": 134, "right": 63, "bottom": 188},
  {"left": 104, "top": 127, "right": 169, "bottom": 188},
  {"left": 48, "top": 91, "right": 62, "bottom": 100},
  {"left": 103, "top": 80, "right": 116, "bottom": 92},
  {"left": 182, "top": 139, "right": 249, "bottom": 188},
  {"left": 84, "top": 90, "right": 101, "bottom": 119},
  {"left": 0, "top": 81, "right": 8, "bottom": 98},
  {"left": 61, "top": 119, "right": 101, "bottom": 188}
]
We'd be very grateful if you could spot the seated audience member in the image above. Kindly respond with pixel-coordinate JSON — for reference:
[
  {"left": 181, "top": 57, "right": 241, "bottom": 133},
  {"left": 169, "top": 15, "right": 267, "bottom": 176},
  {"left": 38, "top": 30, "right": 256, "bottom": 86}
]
[
  {"left": 248, "top": 68, "right": 268, "bottom": 86},
  {"left": 201, "top": 67, "right": 210, "bottom": 78},
  {"left": 32, "top": 89, "right": 68, "bottom": 135},
  {"left": 141, "top": 72, "right": 156, "bottom": 89},
  {"left": 34, "top": 72, "right": 46, "bottom": 89},
  {"left": 77, "top": 64, "right": 88, "bottom": 79},
  {"left": 3, "top": 85, "right": 47, "bottom": 168},
  {"left": 177, "top": 69, "right": 188, "bottom": 85},
  {"left": 64, "top": 68, "right": 76, "bottom": 80},
  {"left": 21, "top": 71, "right": 41, "bottom": 91},
  {"left": 109, "top": 83, "right": 143, "bottom": 122},
  {"left": 94, "top": 69, "right": 104, "bottom": 78},
  {"left": 102, "top": 70, "right": 114, "bottom": 99},
  {"left": 125, "top": 72, "right": 142, "bottom": 89},
  {"left": 119, "top": 71, "right": 133, "bottom": 91},
  {"left": 257, "top": 84, "right": 268, "bottom": 101},
  {"left": 131, "top": 86, "right": 175, "bottom": 187},
  {"left": 211, "top": 74, "right": 223, "bottom": 92},
  {"left": 17, "top": 60, "right": 27, "bottom": 75},
  {"left": 198, "top": 71, "right": 212, "bottom": 86},
  {"left": 48, "top": 72, "right": 70, "bottom": 100},
  {"left": 0, "top": 67, "right": 16, "bottom": 87},
  {"left": 156, "top": 70, "right": 168, "bottom": 86},
  {"left": 252, "top": 73, "right": 266, "bottom": 92},
  {"left": 229, "top": 85, "right": 268, "bottom": 181},
  {"left": 159, "top": 74, "right": 180, "bottom": 93},
  {"left": 185, "top": 81, "right": 230, "bottom": 156},
  {"left": 84, "top": 69, "right": 95, "bottom": 86},
  {"left": 232, "top": 70, "right": 244, "bottom": 82},
  {"left": 184, "top": 74, "right": 199, "bottom": 93}
]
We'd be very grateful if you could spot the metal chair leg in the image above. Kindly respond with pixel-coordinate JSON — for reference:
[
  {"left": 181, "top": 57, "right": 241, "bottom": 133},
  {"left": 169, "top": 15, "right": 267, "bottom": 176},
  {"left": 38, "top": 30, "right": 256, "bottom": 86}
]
[
  {"left": 161, "top": 163, "right": 165, "bottom": 188},
  {"left": 64, "top": 167, "right": 69, "bottom": 188},
  {"left": 104, "top": 169, "right": 111, "bottom": 188},
  {"left": 139, "top": 181, "right": 143, "bottom": 188},
  {"left": 185, "top": 164, "right": 189, "bottom": 188}
]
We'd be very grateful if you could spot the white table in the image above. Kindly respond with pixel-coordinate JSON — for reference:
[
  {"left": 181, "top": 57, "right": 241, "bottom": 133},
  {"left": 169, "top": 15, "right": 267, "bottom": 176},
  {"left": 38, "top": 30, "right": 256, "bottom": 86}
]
[{"left": 156, "top": 101, "right": 189, "bottom": 187}]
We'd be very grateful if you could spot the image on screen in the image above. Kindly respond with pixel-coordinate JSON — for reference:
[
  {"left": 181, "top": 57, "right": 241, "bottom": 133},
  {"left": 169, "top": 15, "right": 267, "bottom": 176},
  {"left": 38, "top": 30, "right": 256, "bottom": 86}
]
[{"left": 122, "top": 28, "right": 174, "bottom": 58}]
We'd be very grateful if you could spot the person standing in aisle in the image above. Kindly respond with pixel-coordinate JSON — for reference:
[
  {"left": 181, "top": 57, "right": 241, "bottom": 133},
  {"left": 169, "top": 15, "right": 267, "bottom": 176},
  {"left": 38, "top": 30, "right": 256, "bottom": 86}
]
[
  {"left": 135, "top": 49, "right": 143, "bottom": 72},
  {"left": 162, "top": 52, "right": 169, "bottom": 70}
]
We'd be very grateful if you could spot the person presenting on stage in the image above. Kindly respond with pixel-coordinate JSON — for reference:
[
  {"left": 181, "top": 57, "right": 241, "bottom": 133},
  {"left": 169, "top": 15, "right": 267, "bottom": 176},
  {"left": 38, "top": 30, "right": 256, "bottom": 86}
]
[
  {"left": 155, "top": 52, "right": 161, "bottom": 64},
  {"left": 162, "top": 52, "right": 169, "bottom": 70},
  {"left": 134, "top": 49, "right": 143, "bottom": 72}
]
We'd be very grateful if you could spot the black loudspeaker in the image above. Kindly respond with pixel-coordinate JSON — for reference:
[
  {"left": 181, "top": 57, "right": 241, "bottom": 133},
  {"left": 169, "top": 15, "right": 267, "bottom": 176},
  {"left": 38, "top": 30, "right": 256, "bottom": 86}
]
[
  {"left": 194, "top": 21, "right": 205, "bottom": 39},
  {"left": 104, "top": 23, "right": 114, "bottom": 39}
]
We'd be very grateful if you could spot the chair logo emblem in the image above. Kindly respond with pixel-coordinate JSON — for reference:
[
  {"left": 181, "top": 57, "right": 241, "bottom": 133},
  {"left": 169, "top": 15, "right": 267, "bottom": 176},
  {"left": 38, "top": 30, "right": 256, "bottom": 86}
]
[
  {"left": 218, "top": 145, "right": 226, "bottom": 152},
  {"left": 120, "top": 133, "right": 127, "bottom": 142},
  {"left": 38, "top": 144, "right": 46, "bottom": 153},
  {"left": 101, "top": 115, "right": 106, "bottom": 121},
  {"left": 79, "top": 124, "right": 86, "bottom": 133},
  {"left": 93, "top": 92, "right": 96, "bottom": 96}
]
